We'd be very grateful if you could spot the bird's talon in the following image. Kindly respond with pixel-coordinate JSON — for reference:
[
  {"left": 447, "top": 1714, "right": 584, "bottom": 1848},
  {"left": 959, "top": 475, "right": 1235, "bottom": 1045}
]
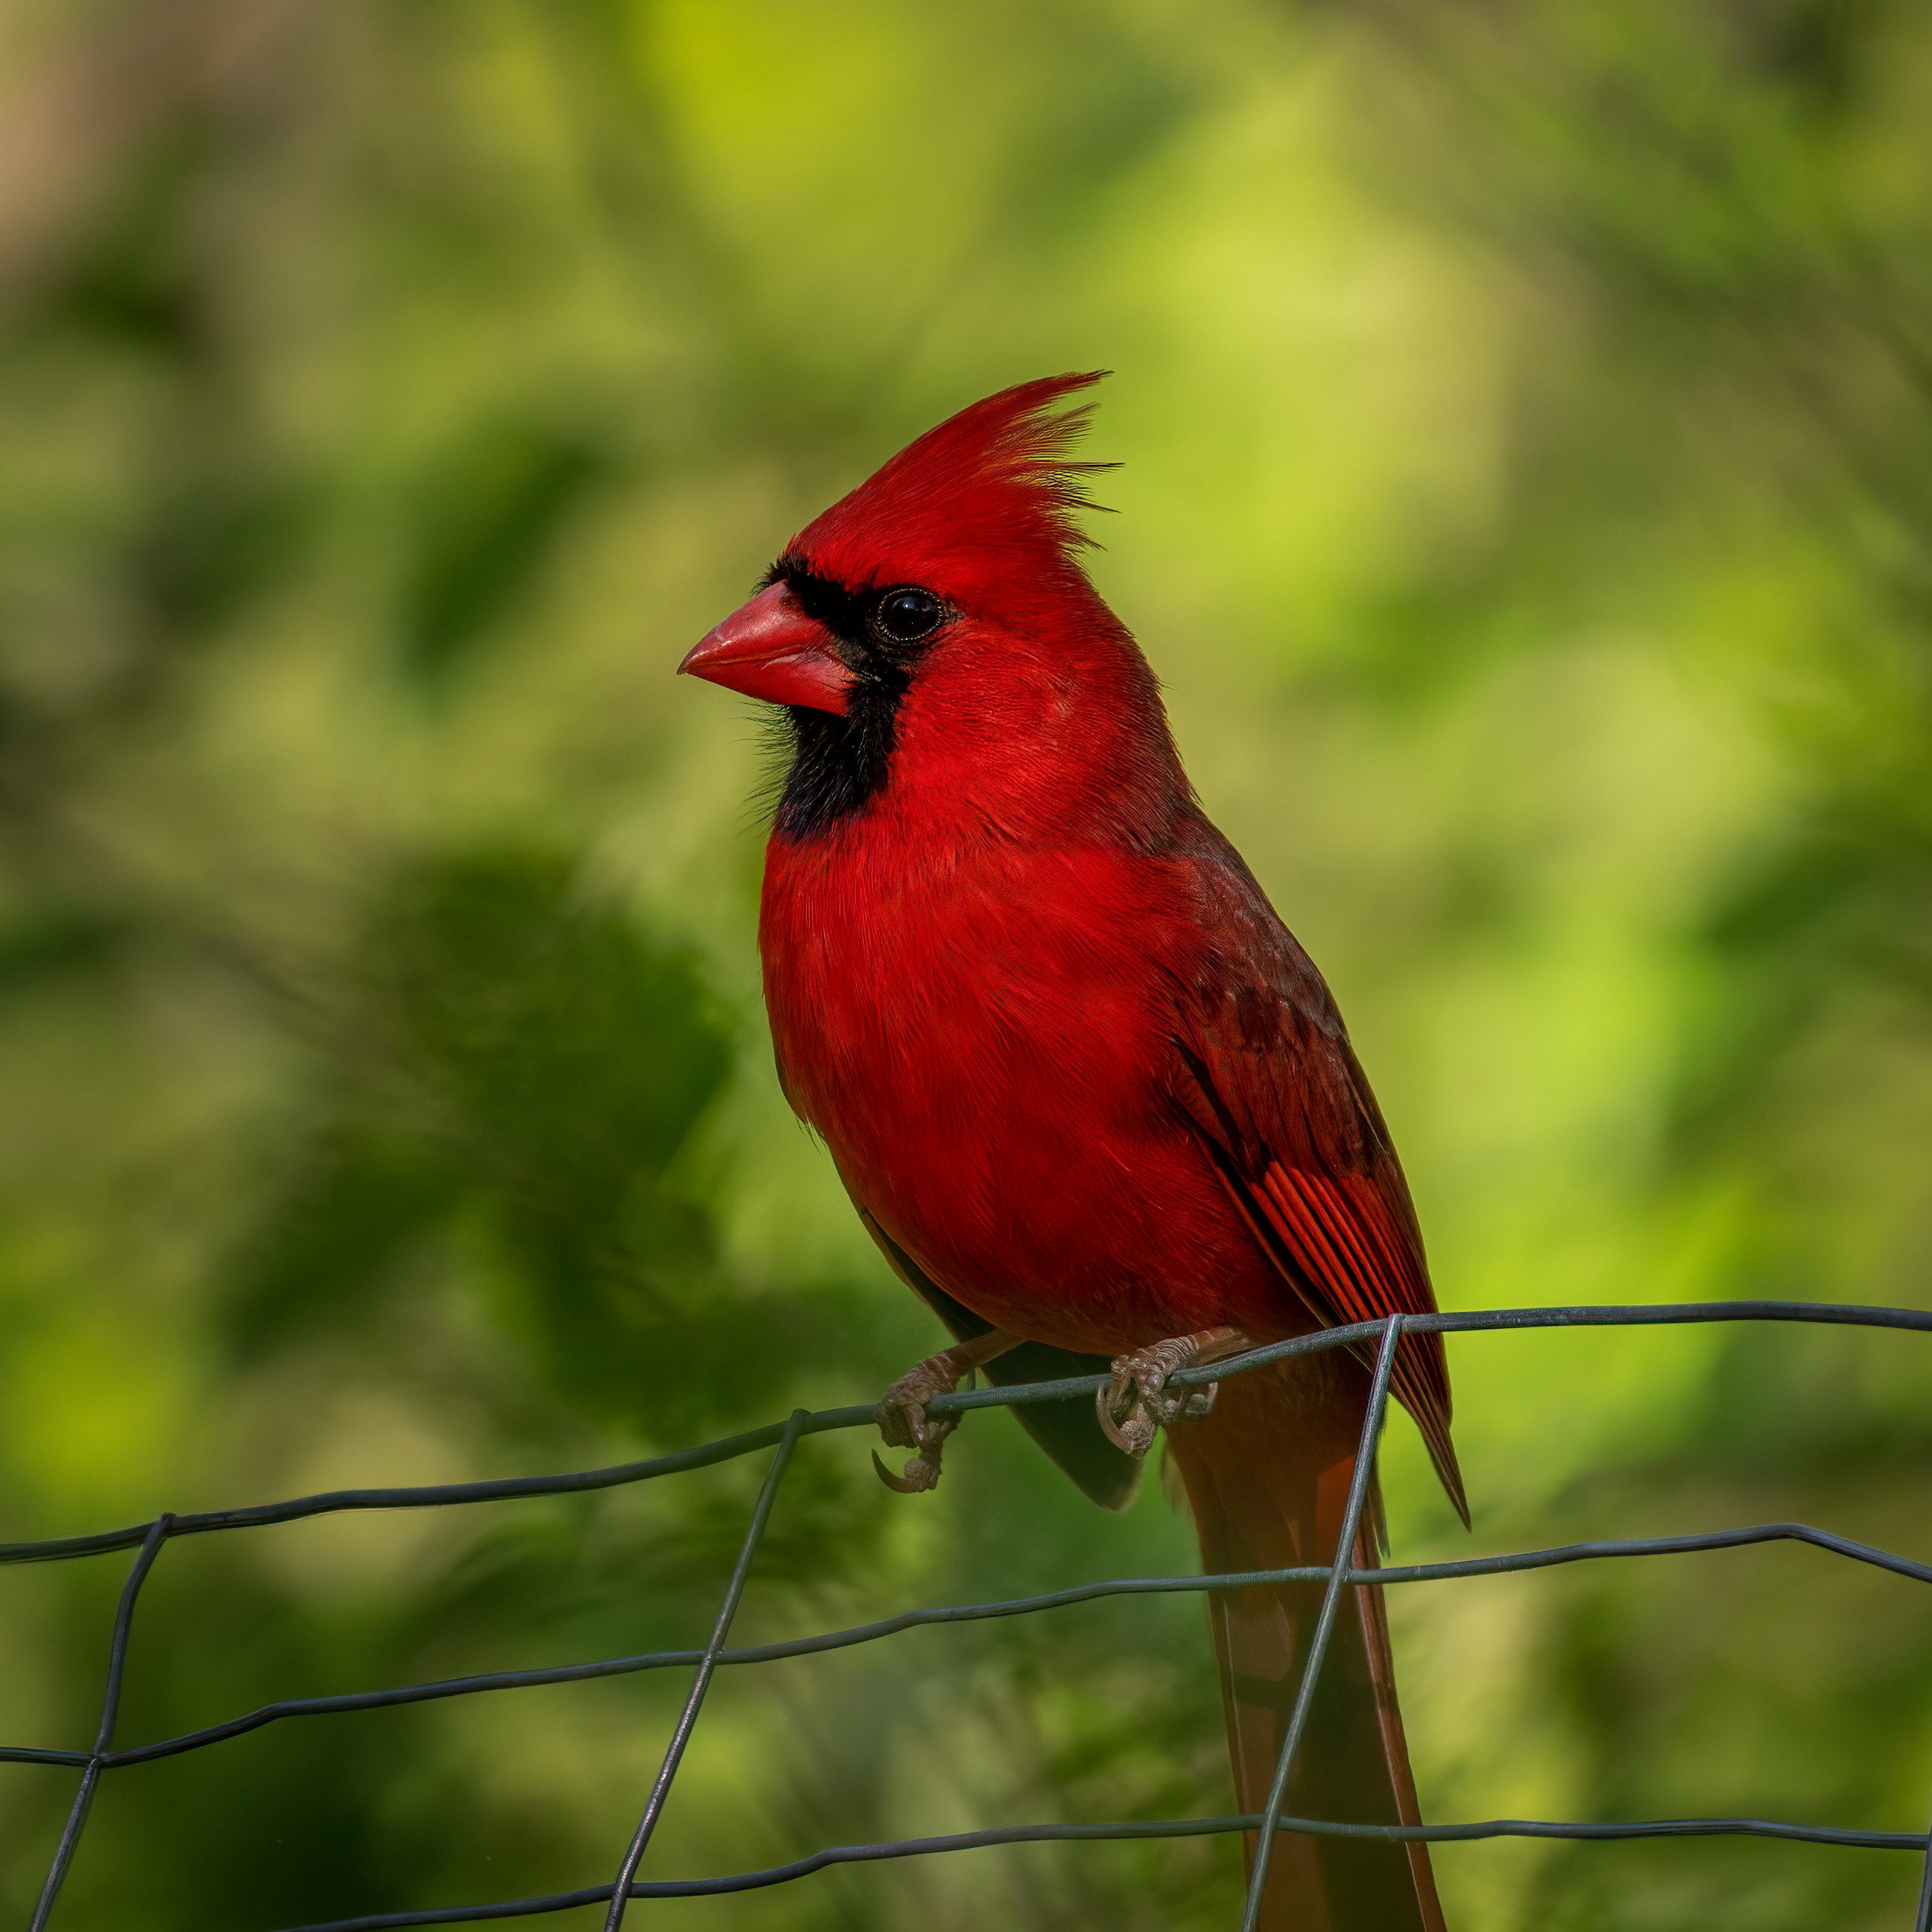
[
  {"left": 877, "top": 1402, "right": 920, "bottom": 1451},
  {"left": 1096, "top": 1387, "right": 1146, "bottom": 1457},
  {"left": 1097, "top": 1390, "right": 1136, "bottom": 1453},
  {"left": 871, "top": 1446, "right": 942, "bottom": 1494},
  {"left": 1095, "top": 1375, "right": 1160, "bottom": 1459},
  {"left": 874, "top": 1349, "right": 975, "bottom": 1495},
  {"left": 1098, "top": 1336, "right": 1224, "bottom": 1460},
  {"left": 1096, "top": 1363, "right": 1138, "bottom": 1454},
  {"left": 1179, "top": 1381, "right": 1218, "bottom": 1421}
]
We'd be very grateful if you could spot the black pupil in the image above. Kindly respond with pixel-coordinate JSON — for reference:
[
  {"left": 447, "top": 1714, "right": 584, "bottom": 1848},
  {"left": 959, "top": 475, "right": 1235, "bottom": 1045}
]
[{"left": 877, "top": 588, "right": 942, "bottom": 643}]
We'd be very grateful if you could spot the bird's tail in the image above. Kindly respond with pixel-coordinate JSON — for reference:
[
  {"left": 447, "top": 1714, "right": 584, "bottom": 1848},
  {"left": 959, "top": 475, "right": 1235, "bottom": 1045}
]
[{"left": 1166, "top": 1366, "right": 1447, "bottom": 1932}]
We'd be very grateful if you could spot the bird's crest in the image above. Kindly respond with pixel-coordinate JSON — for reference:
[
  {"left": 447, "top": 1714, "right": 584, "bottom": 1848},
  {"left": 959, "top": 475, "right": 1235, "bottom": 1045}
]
[{"left": 787, "top": 373, "right": 1114, "bottom": 591}]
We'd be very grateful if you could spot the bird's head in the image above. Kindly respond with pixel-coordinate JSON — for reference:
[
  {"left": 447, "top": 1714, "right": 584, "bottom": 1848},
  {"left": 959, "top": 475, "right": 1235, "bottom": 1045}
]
[{"left": 681, "top": 373, "right": 1180, "bottom": 841}]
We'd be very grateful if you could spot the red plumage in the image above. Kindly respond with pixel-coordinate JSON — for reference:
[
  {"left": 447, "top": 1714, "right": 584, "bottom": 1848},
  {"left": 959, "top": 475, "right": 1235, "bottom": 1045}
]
[{"left": 684, "top": 374, "right": 1462, "bottom": 1930}]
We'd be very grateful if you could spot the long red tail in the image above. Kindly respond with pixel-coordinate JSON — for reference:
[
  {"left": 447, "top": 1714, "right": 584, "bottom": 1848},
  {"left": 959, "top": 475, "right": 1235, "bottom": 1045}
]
[{"left": 1167, "top": 1366, "right": 1447, "bottom": 1931}]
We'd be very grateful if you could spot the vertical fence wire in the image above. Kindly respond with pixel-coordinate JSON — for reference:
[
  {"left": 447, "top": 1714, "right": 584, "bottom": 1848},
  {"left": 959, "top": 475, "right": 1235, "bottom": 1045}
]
[
  {"left": 602, "top": 1409, "right": 807, "bottom": 1930},
  {"left": 1239, "top": 1318, "right": 1399, "bottom": 1930},
  {"left": 29, "top": 1511, "right": 173, "bottom": 1931}
]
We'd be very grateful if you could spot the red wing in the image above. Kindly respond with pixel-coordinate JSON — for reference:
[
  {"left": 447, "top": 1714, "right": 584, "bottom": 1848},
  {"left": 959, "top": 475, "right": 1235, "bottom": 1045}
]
[{"left": 1173, "top": 829, "right": 1468, "bottom": 1524}]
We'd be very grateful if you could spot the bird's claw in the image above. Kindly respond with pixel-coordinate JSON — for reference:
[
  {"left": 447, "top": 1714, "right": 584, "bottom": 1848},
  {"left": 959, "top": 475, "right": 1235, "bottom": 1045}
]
[
  {"left": 1097, "top": 1338, "right": 1219, "bottom": 1458},
  {"left": 873, "top": 1352, "right": 966, "bottom": 1495},
  {"left": 871, "top": 1446, "right": 944, "bottom": 1493}
]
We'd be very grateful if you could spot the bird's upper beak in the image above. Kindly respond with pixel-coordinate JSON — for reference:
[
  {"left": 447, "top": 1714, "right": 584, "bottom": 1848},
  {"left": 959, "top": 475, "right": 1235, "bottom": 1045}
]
[{"left": 678, "top": 581, "right": 853, "bottom": 715}]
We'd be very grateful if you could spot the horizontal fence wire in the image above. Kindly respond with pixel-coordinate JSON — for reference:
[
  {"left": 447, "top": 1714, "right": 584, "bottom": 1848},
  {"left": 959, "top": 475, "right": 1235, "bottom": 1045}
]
[{"left": 3, "top": 1300, "right": 1930, "bottom": 1930}]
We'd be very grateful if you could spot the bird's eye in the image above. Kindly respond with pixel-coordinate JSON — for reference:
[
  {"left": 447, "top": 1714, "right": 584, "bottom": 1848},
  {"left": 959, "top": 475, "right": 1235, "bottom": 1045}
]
[{"left": 874, "top": 587, "right": 945, "bottom": 645}]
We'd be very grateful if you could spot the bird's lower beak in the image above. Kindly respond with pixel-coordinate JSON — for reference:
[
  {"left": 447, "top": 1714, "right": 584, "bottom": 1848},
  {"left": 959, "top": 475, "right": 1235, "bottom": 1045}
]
[{"left": 678, "top": 581, "right": 853, "bottom": 715}]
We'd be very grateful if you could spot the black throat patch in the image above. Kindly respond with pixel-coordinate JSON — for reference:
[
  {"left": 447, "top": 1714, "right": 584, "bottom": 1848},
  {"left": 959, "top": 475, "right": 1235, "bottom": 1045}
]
[{"left": 767, "top": 561, "right": 928, "bottom": 839}]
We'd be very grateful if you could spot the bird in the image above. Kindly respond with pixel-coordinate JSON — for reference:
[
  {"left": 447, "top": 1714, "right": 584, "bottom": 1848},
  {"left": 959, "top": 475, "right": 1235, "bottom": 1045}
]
[{"left": 679, "top": 373, "right": 1464, "bottom": 1930}]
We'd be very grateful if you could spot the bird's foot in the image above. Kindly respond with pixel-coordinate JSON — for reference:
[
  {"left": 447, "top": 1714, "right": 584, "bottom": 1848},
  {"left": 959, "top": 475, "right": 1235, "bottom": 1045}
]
[
  {"left": 1097, "top": 1326, "right": 1251, "bottom": 1459},
  {"left": 872, "top": 1332, "right": 1019, "bottom": 1494}
]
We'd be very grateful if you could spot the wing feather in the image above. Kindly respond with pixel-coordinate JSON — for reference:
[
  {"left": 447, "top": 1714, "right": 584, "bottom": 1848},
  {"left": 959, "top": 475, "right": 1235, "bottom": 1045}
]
[{"left": 1172, "top": 825, "right": 1468, "bottom": 1525}]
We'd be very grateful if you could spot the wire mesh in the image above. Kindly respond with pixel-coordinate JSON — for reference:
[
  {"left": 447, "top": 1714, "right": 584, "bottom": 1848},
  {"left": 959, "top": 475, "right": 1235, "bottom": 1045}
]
[{"left": 5, "top": 1299, "right": 1930, "bottom": 1930}]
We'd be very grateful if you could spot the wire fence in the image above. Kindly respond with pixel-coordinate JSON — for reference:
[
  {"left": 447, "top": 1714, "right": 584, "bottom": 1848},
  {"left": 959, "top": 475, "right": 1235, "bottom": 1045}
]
[{"left": 5, "top": 1300, "right": 1932, "bottom": 1931}]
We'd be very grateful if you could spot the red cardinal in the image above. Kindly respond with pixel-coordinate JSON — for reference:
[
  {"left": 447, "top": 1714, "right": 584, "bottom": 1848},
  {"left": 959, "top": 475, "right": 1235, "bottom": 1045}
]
[{"left": 681, "top": 375, "right": 1465, "bottom": 1930}]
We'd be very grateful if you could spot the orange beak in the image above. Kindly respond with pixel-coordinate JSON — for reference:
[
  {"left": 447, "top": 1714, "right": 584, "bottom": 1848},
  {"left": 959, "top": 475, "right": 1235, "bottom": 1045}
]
[{"left": 678, "top": 581, "right": 854, "bottom": 716}]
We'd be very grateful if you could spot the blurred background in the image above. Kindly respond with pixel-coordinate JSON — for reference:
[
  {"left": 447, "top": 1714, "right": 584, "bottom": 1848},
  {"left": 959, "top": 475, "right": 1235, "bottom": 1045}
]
[{"left": 1, "top": 1, "right": 1929, "bottom": 1927}]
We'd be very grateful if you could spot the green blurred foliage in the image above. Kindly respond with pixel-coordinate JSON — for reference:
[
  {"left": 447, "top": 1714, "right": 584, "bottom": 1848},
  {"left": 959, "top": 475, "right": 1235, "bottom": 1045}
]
[{"left": 0, "top": 1, "right": 1928, "bottom": 1927}]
